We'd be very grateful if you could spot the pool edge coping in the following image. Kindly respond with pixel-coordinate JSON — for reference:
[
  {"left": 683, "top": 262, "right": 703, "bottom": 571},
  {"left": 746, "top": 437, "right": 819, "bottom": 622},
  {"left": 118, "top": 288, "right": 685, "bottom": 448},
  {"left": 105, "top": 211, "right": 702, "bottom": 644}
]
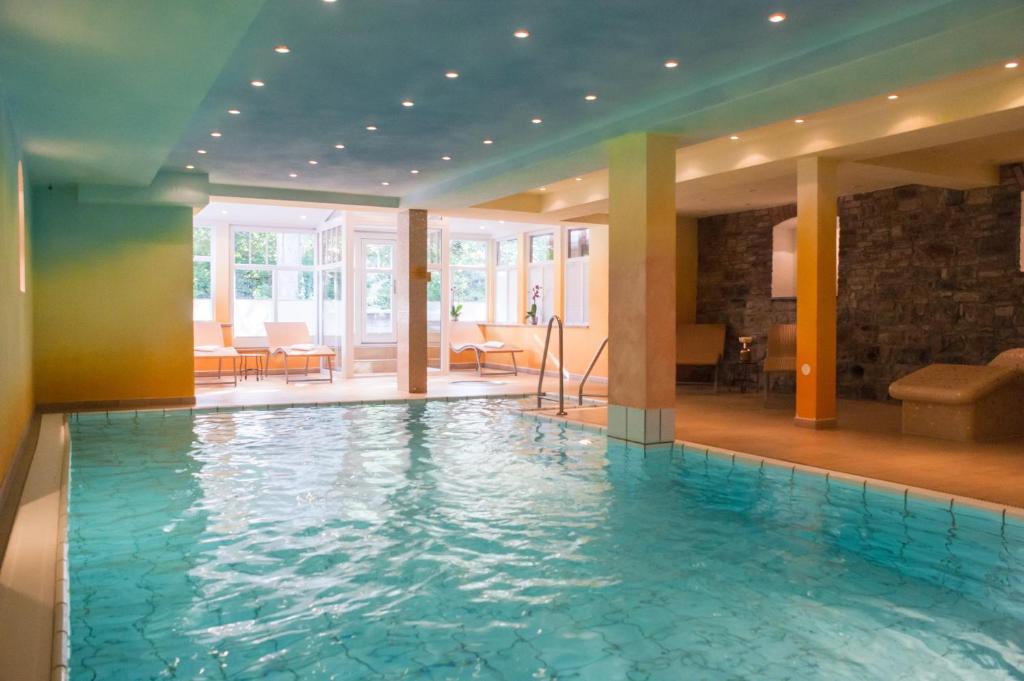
[{"left": 520, "top": 409, "right": 1024, "bottom": 524}]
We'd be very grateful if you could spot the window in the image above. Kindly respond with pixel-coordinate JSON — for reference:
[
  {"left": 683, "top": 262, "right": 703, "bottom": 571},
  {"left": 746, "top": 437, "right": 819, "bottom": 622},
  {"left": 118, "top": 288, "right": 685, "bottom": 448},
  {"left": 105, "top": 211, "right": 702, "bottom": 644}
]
[
  {"left": 494, "top": 238, "right": 518, "bottom": 323},
  {"left": 318, "top": 224, "right": 344, "bottom": 350},
  {"left": 233, "top": 228, "right": 315, "bottom": 339},
  {"left": 193, "top": 226, "right": 214, "bottom": 320},
  {"left": 528, "top": 233, "right": 555, "bottom": 322},
  {"left": 17, "top": 161, "right": 25, "bottom": 293},
  {"left": 449, "top": 238, "right": 488, "bottom": 321},
  {"left": 771, "top": 218, "right": 797, "bottom": 298},
  {"left": 565, "top": 228, "right": 590, "bottom": 325},
  {"left": 427, "top": 229, "right": 442, "bottom": 334},
  {"left": 771, "top": 217, "right": 840, "bottom": 298}
]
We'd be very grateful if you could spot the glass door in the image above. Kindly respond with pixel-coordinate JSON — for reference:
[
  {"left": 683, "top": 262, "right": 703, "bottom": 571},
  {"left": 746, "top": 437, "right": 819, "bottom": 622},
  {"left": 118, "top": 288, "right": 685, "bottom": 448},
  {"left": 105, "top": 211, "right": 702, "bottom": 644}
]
[{"left": 359, "top": 237, "right": 396, "bottom": 343}]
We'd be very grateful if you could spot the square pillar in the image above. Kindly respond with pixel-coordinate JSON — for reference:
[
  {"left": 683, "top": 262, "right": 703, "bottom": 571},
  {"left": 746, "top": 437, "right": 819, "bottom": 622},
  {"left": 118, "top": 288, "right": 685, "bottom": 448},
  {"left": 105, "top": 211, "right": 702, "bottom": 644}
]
[
  {"left": 396, "top": 209, "right": 428, "bottom": 393},
  {"left": 795, "top": 157, "right": 838, "bottom": 428},
  {"left": 607, "top": 133, "right": 677, "bottom": 445}
]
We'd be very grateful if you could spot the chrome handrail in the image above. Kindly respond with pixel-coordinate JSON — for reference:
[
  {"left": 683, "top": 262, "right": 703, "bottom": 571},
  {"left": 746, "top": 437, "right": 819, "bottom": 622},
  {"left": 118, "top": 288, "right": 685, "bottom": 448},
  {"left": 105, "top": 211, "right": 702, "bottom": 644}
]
[
  {"left": 578, "top": 337, "right": 608, "bottom": 406},
  {"left": 536, "top": 315, "right": 566, "bottom": 415}
]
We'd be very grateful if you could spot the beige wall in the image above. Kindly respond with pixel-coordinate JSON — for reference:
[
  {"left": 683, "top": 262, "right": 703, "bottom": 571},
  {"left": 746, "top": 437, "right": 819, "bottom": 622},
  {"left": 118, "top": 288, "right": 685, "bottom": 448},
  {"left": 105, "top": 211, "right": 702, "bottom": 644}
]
[{"left": 0, "top": 99, "right": 33, "bottom": 488}]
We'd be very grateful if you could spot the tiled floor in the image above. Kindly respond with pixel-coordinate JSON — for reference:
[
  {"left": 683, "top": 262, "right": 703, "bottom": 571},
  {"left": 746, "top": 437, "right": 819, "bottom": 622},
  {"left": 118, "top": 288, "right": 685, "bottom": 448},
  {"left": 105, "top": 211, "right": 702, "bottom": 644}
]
[
  {"left": 197, "top": 373, "right": 1023, "bottom": 508},
  {"left": 540, "top": 390, "right": 1024, "bottom": 509}
]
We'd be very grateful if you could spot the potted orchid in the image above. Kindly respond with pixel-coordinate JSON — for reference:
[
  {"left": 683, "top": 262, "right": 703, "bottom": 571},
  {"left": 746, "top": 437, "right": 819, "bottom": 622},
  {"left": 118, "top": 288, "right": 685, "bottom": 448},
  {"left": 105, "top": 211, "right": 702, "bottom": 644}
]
[
  {"left": 525, "top": 284, "right": 542, "bottom": 325},
  {"left": 449, "top": 287, "right": 463, "bottom": 321}
]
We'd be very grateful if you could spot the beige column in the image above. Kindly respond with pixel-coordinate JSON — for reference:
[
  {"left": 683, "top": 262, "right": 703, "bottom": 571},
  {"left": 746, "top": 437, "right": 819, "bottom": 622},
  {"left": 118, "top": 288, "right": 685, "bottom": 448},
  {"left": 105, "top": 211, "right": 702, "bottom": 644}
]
[
  {"left": 396, "top": 209, "right": 428, "bottom": 393},
  {"left": 795, "top": 157, "right": 839, "bottom": 428},
  {"left": 607, "top": 132, "right": 677, "bottom": 445}
]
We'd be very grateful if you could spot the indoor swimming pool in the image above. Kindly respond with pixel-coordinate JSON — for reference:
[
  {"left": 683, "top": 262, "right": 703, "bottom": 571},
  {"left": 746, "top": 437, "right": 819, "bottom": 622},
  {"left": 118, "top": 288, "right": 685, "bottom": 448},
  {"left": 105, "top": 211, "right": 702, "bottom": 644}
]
[{"left": 68, "top": 399, "right": 1024, "bottom": 680}]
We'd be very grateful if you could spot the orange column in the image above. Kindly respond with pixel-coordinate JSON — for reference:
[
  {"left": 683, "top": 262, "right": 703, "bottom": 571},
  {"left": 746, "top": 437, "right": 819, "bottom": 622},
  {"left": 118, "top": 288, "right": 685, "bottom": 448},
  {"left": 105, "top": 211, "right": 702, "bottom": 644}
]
[
  {"left": 795, "top": 157, "right": 838, "bottom": 428},
  {"left": 396, "top": 209, "right": 428, "bottom": 393},
  {"left": 606, "top": 132, "right": 677, "bottom": 445}
]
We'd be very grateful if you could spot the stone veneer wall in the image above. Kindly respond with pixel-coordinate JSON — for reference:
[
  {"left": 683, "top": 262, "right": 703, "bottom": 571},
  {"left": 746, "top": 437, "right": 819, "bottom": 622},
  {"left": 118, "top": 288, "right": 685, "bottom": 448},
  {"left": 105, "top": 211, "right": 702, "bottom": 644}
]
[{"left": 696, "top": 165, "right": 1024, "bottom": 401}]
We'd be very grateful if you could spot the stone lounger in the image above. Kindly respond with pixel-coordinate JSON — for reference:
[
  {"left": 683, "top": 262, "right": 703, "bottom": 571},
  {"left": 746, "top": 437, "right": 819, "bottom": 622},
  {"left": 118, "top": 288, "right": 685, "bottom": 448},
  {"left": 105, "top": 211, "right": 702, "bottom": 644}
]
[{"left": 889, "top": 349, "right": 1024, "bottom": 442}]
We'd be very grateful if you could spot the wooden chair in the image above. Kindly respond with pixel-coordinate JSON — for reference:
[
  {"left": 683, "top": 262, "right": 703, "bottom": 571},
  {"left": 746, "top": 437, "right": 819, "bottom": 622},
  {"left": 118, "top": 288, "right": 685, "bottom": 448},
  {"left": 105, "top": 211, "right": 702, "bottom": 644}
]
[
  {"left": 676, "top": 323, "right": 726, "bottom": 392},
  {"left": 763, "top": 323, "right": 796, "bottom": 403}
]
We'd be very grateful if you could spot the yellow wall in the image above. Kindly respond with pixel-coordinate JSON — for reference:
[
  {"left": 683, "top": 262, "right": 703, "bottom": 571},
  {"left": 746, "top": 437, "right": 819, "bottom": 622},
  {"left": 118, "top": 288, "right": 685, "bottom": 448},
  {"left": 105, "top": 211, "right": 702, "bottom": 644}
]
[
  {"left": 32, "top": 187, "right": 194, "bottom": 406},
  {"left": 473, "top": 224, "right": 609, "bottom": 378},
  {"left": 0, "top": 98, "right": 33, "bottom": 487}
]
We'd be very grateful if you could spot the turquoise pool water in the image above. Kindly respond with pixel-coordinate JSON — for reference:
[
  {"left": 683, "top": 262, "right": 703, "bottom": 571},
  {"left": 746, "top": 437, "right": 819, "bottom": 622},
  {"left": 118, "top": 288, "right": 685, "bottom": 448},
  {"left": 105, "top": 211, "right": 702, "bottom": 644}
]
[{"left": 69, "top": 399, "right": 1024, "bottom": 680}]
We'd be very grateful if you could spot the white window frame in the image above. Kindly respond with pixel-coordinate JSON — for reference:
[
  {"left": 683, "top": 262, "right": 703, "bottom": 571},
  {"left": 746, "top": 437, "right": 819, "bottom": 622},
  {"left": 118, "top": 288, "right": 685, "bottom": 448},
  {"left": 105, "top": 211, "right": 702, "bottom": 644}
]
[
  {"left": 448, "top": 236, "right": 490, "bottom": 322},
  {"left": 494, "top": 237, "right": 519, "bottom": 324},
  {"left": 564, "top": 227, "right": 590, "bottom": 326},
  {"left": 357, "top": 234, "right": 397, "bottom": 344},
  {"left": 230, "top": 225, "right": 318, "bottom": 345},
  {"left": 527, "top": 231, "right": 555, "bottom": 323},
  {"left": 317, "top": 221, "right": 345, "bottom": 353},
  {"left": 192, "top": 225, "right": 215, "bottom": 321}
]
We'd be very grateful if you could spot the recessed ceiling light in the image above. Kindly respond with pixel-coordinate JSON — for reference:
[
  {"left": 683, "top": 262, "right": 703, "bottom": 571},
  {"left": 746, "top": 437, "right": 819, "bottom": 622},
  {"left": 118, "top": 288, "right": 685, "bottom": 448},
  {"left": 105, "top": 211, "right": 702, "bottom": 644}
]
[
  {"left": 531, "top": 117, "right": 543, "bottom": 124},
  {"left": 366, "top": 125, "right": 378, "bottom": 131},
  {"left": 335, "top": 144, "right": 345, "bottom": 149},
  {"left": 794, "top": 118, "right": 805, "bottom": 124},
  {"left": 539, "top": 186, "right": 547, "bottom": 191},
  {"left": 220, "top": 210, "right": 228, "bottom": 215},
  {"left": 308, "top": 160, "right": 318, "bottom": 165},
  {"left": 513, "top": 29, "right": 529, "bottom": 38},
  {"left": 887, "top": 94, "right": 899, "bottom": 100},
  {"left": 401, "top": 99, "right": 415, "bottom": 108},
  {"left": 445, "top": 71, "right": 459, "bottom": 79},
  {"left": 664, "top": 59, "right": 679, "bottom": 69},
  {"left": 185, "top": 164, "right": 195, "bottom": 170},
  {"left": 288, "top": 172, "right": 298, "bottom": 178},
  {"left": 300, "top": 215, "right": 307, "bottom": 220},
  {"left": 274, "top": 45, "right": 290, "bottom": 54},
  {"left": 483, "top": 139, "right": 494, "bottom": 144},
  {"left": 250, "top": 80, "right": 265, "bottom": 87},
  {"left": 575, "top": 177, "right": 583, "bottom": 182},
  {"left": 381, "top": 181, "right": 390, "bottom": 186},
  {"left": 729, "top": 135, "right": 740, "bottom": 140},
  {"left": 1006, "top": 61, "right": 1019, "bottom": 69},
  {"left": 210, "top": 131, "right": 222, "bottom": 138},
  {"left": 323, "top": 0, "right": 336, "bottom": 3},
  {"left": 768, "top": 12, "right": 786, "bottom": 23},
  {"left": 197, "top": 149, "right": 207, "bottom": 154},
  {"left": 228, "top": 109, "right": 241, "bottom": 115},
  {"left": 410, "top": 169, "right": 420, "bottom": 174},
  {"left": 584, "top": 94, "right": 597, "bottom": 101},
  {"left": 479, "top": 225, "right": 486, "bottom": 230},
  {"left": 441, "top": 155, "right": 452, "bottom": 161}
]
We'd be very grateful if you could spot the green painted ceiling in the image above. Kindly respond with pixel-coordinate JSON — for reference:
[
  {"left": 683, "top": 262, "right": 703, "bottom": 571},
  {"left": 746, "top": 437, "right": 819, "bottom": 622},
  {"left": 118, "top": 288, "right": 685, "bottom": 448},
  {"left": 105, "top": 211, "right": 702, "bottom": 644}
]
[
  {"left": 1, "top": 0, "right": 1022, "bottom": 208},
  {"left": 0, "top": 0, "right": 266, "bottom": 185}
]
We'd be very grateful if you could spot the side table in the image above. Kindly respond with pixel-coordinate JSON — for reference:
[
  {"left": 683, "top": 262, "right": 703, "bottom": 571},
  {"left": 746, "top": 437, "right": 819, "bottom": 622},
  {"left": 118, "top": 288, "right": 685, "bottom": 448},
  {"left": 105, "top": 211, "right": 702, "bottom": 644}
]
[
  {"left": 733, "top": 361, "right": 761, "bottom": 394},
  {"left": 235, "top": 347, "right": 270, "bottom": 381}
]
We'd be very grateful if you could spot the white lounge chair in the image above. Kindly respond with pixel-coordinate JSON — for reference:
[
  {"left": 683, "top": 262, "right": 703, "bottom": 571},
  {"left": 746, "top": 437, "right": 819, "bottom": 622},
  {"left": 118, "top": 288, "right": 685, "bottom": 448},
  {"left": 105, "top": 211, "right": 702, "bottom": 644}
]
[
  {"left": 193, "top": 321, "right": 238, "bottom": 386},
  {"left": 450, "top": 321, "right": 523, "bottom": 376},
  {"left": 264, "top": 322, "right": 336, "bottom": 384}
]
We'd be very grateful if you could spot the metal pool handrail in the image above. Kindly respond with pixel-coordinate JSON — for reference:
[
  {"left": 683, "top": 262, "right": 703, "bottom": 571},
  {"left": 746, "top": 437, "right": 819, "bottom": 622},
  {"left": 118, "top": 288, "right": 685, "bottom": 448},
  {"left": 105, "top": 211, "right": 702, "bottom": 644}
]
[
  {"left": 536, "top": 315, "right": 567, "bottom": 415},
  {"left": 578, "top": 337, "right": 608, "bottom": 406}
]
